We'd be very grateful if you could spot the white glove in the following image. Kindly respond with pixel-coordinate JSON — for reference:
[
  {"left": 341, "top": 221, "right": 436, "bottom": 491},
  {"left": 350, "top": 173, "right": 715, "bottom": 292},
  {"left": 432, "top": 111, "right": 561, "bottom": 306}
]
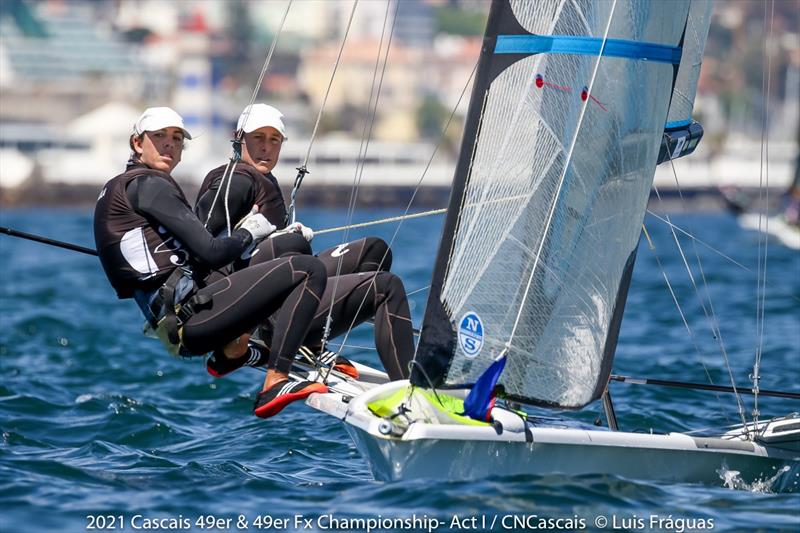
[
  {"left": 287, "top": 221, "right": 314, "bottom": 242},
  {"left": 238, "top": 211, "right": 276, "bottom": 242}
]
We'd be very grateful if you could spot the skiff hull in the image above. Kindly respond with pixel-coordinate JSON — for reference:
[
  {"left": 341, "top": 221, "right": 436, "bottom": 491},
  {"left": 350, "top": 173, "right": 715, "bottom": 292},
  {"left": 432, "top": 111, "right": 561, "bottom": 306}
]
[
  {"left": 739, "top": 213, "right": 800, "bottom": 250},
  {"left": 307, "top": 380, "right": 800, "bottom": 491}
]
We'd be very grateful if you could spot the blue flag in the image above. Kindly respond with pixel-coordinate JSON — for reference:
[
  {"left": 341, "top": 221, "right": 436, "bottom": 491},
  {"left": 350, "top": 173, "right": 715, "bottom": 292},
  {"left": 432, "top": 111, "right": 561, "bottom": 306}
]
[{"left": 463, "top": 354, "right": 507, "bottom": 421}]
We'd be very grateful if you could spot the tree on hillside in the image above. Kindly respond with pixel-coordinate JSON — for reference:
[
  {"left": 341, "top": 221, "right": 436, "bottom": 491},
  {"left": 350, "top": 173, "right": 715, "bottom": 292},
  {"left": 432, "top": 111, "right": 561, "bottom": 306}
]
[
  {"left": 434, "top": 6, "right": 486, "bottom": 36},
  {"left": 416, "top": 95, "right": 448, "bottom": 140}
]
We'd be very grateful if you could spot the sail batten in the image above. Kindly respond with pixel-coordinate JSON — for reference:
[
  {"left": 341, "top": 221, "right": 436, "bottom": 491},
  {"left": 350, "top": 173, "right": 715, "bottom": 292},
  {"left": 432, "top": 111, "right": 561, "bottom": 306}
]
[{"left": 412, "top": 0, "right": 698, "bottom": 409}]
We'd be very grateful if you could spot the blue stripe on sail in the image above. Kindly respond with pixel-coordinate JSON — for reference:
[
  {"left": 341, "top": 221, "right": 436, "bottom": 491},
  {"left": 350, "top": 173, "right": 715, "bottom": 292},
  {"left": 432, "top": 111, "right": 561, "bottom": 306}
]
[
  {"left": 495, "top": 35, "right": 682, "bottom": 64},
  {"left": 665, "top": 119, "right": 692, "bottom": 130}
]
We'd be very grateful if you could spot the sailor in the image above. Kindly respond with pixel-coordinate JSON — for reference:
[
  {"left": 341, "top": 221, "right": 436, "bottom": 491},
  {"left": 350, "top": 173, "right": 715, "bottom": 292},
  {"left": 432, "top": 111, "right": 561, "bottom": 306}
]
[
  {"left": 195, "top": 104, "right": 415, "bottom": 383},
  {"left": 93, "top": 107, "right": 329, "bottom": 418},
  {"left": 783, "top": 125, "right": 800, "bottom": 227},
  {"left": 783, "top": 187, "right": 800, "bottom": 227},
  {"left": 195, "top": 103, "right": 393, "bottom": 274}
]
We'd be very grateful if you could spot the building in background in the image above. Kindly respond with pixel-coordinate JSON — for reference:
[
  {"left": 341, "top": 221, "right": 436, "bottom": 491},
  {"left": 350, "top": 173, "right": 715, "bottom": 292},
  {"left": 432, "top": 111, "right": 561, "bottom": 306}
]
[{"left": 0, "top": 0, "right": 798, "bottom": 205}]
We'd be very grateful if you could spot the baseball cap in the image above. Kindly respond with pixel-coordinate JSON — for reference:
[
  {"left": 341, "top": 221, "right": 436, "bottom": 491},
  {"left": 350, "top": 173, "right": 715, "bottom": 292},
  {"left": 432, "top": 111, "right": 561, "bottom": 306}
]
[
  {"left": 236, "top": 104, "right": 287, "bottom": 139},
  {"left": 133, "top": 107, "right": 192, "bottom": 139}
]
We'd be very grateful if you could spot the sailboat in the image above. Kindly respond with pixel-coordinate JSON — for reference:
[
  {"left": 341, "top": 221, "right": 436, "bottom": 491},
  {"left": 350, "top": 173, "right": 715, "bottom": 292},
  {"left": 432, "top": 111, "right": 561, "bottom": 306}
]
[
  {"left": 718, "top": 178, "right": 800, "bottom": 251},
  {"left": 737, "top": 212, "right": 800, "bottom": 251},
  {"left": 302, "top": 0, "right": 800, "bottom": 489}
]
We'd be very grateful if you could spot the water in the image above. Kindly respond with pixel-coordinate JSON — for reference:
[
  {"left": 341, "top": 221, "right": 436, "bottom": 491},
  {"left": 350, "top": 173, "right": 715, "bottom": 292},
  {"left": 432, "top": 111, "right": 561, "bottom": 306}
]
[{"left": 1, "top": 207, "right": 798, "bottom": 533}]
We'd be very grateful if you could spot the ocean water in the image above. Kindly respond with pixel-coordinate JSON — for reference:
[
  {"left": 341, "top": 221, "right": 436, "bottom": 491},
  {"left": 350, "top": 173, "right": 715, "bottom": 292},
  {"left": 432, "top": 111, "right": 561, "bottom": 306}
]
[{"left": 0, "top": 207, "right": 798, "bottom": 533}]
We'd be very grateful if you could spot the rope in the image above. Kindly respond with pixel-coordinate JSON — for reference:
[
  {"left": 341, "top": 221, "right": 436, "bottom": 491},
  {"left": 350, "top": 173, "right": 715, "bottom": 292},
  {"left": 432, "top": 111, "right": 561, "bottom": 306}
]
[
  {"left": 316, "top": 189, "right": 536, "bottom": 236},
  {"left": 329, "top": 59, "right": 479, "bottom": 368},
  {"left": 752, "top": 0, "right": 776, "bottom": 429},
  {"left": 203, "top": 153, "right": 237, "bottom": 235},
  {"left": 286, "top": 0, "right": 360, "bottom": 226},
  {"left": 309, "top": 206, "right": 798, "bottom": 305},
  {"left": 204, "top": 0, "right": 293, "bottom": 235},
  {"left": 315, "top": 209, "right": 446, "bottom": 236},
  {"left": 316, "top": 189, "right": 537, "bottom": 236},
  {"left": 406, "top": 285, "right": 430, "bottom": 297},
  {"left": 319, "top": 0, "right": 397, "bottom": 375}
]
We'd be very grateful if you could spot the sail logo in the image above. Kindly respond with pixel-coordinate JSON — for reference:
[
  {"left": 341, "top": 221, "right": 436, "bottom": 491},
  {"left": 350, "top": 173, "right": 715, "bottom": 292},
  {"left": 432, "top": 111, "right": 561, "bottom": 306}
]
[{"left": 458, "top": 312, "right": 484, "bottom": 358}]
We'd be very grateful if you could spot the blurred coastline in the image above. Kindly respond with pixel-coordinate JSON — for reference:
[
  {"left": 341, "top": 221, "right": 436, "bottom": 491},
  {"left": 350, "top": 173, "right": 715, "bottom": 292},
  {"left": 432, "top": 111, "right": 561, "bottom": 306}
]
[{"left": 0, "top": 0, "right": 798, "bottom": 210}]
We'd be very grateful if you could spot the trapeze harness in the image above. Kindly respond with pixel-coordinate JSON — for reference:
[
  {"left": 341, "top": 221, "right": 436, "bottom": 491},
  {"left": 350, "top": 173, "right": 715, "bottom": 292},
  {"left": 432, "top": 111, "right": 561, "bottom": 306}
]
[
  {"left": 94, "top": 164, "right": 252, "bottom": 356},
  {"left": 195, "top": 163, "right": 393, "bottom": 275},
  {"left": 196, "top": 162, "right": 288, "bottom": 234}
]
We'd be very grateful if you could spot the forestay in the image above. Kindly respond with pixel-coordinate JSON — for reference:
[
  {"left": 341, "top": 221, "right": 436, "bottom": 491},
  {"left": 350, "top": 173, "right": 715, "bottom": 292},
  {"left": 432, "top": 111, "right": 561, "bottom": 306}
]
[{"left": 412, "top": 0, "right": 692, "bottom": 408}]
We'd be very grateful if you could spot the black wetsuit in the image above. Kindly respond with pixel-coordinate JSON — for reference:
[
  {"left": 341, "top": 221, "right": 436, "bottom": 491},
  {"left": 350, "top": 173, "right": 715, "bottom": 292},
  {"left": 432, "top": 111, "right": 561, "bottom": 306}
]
[
  {"left": 195, "top": 163, "right": 412, "bottom": 379},
  {"left": 247, "top": 257, "right": 414, "bottom": 380},
  {"left": 94, "top": 163, "right": 326, "bottom": 374},
  {"left": 195, "top": 163, "right": 393, "bottom": 275}
]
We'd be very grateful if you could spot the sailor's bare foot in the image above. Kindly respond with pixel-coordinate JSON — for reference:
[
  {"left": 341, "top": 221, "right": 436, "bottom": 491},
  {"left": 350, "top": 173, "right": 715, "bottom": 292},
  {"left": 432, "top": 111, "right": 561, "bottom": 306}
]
[
  {"left": 263, "top": 369, "right": 290, "bottom": 391},
  {"left": 222, "top": 333, "right": 250, "bottom": 359}
]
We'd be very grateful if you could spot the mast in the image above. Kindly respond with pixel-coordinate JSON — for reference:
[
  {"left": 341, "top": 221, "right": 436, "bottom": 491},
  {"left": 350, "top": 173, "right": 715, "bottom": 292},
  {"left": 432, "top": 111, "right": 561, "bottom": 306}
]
[
  {"left": 410, "top": 0, "right": 511, "bottom": 388},
  {"left": 411, "top": 0, "right": 692, "bottom": 409}
]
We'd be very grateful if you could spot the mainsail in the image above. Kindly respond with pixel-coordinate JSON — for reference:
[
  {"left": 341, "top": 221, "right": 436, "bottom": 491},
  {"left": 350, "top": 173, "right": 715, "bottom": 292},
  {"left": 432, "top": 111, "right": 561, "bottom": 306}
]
[
  {"left": 412, "top": 0, "right": 696, "bottom": 408},
  {"left": 666, "top": 0, "right": 713, "bottom": 130},
  {"left": 658, "top": 0, "right": 712, "bottom": 164}
]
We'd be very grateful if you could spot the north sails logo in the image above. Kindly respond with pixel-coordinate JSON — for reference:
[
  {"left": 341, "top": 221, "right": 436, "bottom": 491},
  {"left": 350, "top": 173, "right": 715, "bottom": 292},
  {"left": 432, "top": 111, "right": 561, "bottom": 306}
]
[
  {"left": 331, "top": 243, "right": 350, "bottom": 257},
  {"left": 458, "top": 312, "right": 484, "bottom": 358}
]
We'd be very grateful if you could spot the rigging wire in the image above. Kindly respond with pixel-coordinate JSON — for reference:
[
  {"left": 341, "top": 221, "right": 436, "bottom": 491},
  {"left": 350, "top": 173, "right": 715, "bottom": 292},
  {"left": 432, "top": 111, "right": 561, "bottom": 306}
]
[
  {"left": 315, "top": 209, "right": 447, "bottom": 236},
  {"left": 640, "top": 223, "right": 731, "bottom": 424},
  {"left": 319, "top": 0, "right": 398, "bottom": 368},
  {"left": 652, "top": 183, "right": 746, "bottom": 421},
  {"left": 328, "top": 60, "right": 480, "bottom": 370},
  {"left": 203, "top": 0, "right": 294, "bottom": 235},
  {"left": 659, "top": 178, "right": 749, "bottom": 429},
  {"left": 655, "top": 0, "right": 783, "bottom": 433},
  {"left": 505, "top": 0, "right": 618, "bottom": 352},
  {"left": 406, "top": 285, "right": 430, "bottom": 297},
  {"left": 310, "top": 207, "right": 799, "bottom": 304},
  {"left": 752, "top": 0, "right": 776, "bottom": 429},
  {"left": 645, "top": 210, "right": 800, "bottom": 304},
  {"left": 337, "top": 343, "right": 379, "bottom": 352},
  {"left": 285, "top": 0, "right": 360, "bottom": 226},
  {"left": 340, "top": 0, "right": 397, "bottom": 239}
]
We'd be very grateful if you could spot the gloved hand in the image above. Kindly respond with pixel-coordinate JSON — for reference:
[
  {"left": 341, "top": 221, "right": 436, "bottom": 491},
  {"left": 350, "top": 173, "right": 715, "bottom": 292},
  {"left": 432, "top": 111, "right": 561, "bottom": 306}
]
[
  {"left": 287, "top": 221, "right": 314, "bottom": 242},
  {"left": 236, "top": 206, "right": 276, "bottom": 242}
]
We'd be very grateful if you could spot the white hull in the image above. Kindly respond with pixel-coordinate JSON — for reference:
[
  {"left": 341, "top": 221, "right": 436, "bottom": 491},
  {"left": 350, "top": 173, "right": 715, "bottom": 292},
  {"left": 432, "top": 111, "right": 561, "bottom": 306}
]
[
  {"left": 739, "top": 213, "right": 800, "bottom": 250},
  {"left": 308, "top": 380, "right": 800, "bottom": 491}
]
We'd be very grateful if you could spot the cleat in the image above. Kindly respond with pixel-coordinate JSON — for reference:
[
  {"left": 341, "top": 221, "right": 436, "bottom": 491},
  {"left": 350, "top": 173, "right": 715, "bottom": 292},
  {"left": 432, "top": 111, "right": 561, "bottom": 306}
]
[
  {"left": 253, "top": 379, "right": 328, "bottom": 418},
  {"left": 296, "top": 346, "right": 359, "bottom": 379}
]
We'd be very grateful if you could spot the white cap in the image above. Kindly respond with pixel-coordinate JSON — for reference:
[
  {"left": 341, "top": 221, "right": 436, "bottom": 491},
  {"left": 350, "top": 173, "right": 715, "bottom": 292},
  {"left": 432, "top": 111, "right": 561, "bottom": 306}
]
[
  {"left": 133, "top": 107, "right": 192, "bottom": 139},
  {"left": 236, "top": 104, "right": 287, "bottom": 139}
]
